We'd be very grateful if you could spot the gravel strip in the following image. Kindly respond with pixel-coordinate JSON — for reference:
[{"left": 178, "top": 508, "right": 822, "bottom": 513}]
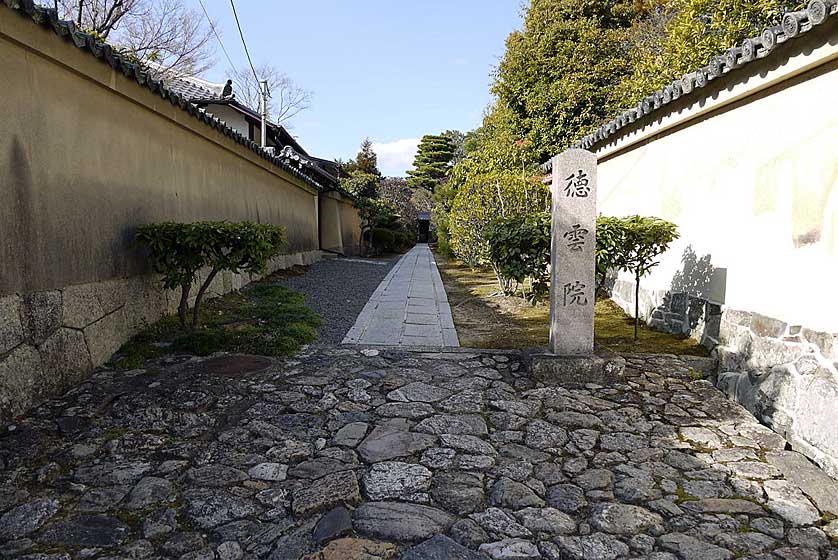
[{"left": 271, "top": 255, "right": 398, "bottom": 344}]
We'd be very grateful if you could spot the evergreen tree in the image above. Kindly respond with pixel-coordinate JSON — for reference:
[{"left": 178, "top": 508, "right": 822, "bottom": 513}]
[
  {"left": 355, "top": 138, "right": 380, "bottom": 177},
  {"left": 493, "top": 0, "right": 649, "bottom": 161},
  {"left": 407, "top": 134, "right": 457, "bottom": 192}
]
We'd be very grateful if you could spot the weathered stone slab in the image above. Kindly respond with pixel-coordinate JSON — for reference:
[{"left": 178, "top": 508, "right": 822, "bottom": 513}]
[
  {"left": 386, "top": 382, "right": 451, "bottom": 403},
  {"left": 333, "top": 422, "right": 369, "bottom": 447},
  {"left": 414, "top": 414, "right": 488, "bottom": 436},
  {"left": 123, "top": 477, "right": 177, "bottom": 510},
  {"left": 549, "top": 149, "right": 597, "bottom": 356},
  {"left": 0, "top": 294, "right": 23, "bottom": 354},
  {"left": 0, "top": 344, "right": 41, "bottom": 422},
  {"left": 352, "top": 501, "right": 455, "bottom": 543},
  {"left": 531, "top": 352, "right": 624, "bottom": 384},
  {"left": 554, "top": 532, "right": 630, "bottom": 560},
  {"left": 0, "top": 499, "right": 59, "bottom": 540},
  {"left": 431, "top": 471, "right": 485, "bottom": 514},
  {"left": 357, "top": 425, "right": 437, "bottom": 463},
  {"left": 184, "top": 489, "right": 261, "bottom": 529},
  {"left": 37, "top": 514, "right": 130, "bottom": 548},
  {"left": 312, "top": 506, "right": 352, "bottom": 544},
  {"left": 400, "top": 535, "right": 485, "bottom": 560},
  {"left": 479, "top": 538, "right": 541, "bottom": 560},
  {"left": 680, "top": 498, "right": 765, "bottom": 515},
  {"left": 588, "top": 503, "right": 663, "bottom": 535},
  {"left": 292, "top": 470, "right": 360, "bottom": 517},
  {"left": 80, "top": 307, "right": 131, "bottom": 365},
  {"left": 19, "top": 291, "right": 62, "bottom": 345},
  {"left": 763, "top": 479, "right": 821, "bottom": 525},
  {"left": 765, "top": 450, "right": 838, "bottom": 515},
  {"left": 62, "top": 280, "right": 126, "bottom": 329},
  {"left": 315, "top": 537, "right": 397, "bottom": 560},
  {"left": 362, "top": 461, "right": 432, "bottom": 501},
  {"left": 38, "top": 327, "right": 93, "bottom": 394}
]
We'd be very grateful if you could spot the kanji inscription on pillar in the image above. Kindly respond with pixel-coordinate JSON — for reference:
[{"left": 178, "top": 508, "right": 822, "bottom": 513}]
[{"left": 549, "top": 149, "right": 596, "bottom": 355}]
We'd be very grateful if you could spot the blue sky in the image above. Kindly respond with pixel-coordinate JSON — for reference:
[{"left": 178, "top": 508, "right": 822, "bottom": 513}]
[{"left": 185, "top": 0, "right": 524, "bottom": 176}]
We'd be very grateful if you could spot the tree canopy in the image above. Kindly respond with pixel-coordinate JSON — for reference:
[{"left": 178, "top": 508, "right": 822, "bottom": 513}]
[
  {"left": 406, "top": 134, "right": 457, "bottom": 192},
  {"left": 55, "top": 0, "right": 216, "bottom": 75},
  {"left": 616, "top": 0, "right": 806, "bottom": 104}
]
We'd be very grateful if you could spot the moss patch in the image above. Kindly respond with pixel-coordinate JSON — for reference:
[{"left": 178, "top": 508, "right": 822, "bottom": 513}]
[
  {"left": 111, "top": 282, "right": 320, "bottom": 367},
  {"left": 435, "top": 251, "right": 708, "bottom": 356}
]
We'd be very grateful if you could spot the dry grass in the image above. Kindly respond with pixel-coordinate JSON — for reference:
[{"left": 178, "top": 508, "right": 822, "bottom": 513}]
[{"left": 435, "top": 250, "right": 708, "bottom": 356}]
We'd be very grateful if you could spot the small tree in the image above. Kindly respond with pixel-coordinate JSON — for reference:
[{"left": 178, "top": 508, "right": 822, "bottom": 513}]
[
  {"left": 136, "top": 221, "right": 286, "bottom": 331},
  {"left": 357, "top": 198, "right": 397, "bottom": 256},
  {"left": 594, "top": 215, "right": 628, "bottom": 296},
  {"left": 619, "top": 216, "right": 679, "bottom": 340}
]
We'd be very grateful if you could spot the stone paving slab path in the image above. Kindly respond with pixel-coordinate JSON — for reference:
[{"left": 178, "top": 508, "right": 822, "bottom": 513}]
[
  {"left": 1, "top": 348, "right": 837, "bottom": 560},
  {"left": 342, "top": 244, "right": 459, "bottom": 347}
]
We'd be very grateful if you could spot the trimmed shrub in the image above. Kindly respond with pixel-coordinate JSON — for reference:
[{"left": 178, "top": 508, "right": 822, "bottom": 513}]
[
  {"left": 448, "top": 173, "right": 548, "bottom": 267},
  {"left": 483, "top": 214, "right": 679, "bottom": 313},
  {"left": 371, "top": 227, "right": 397, "bottom": 253},
  {"left": 485, "top": 213, "right": 551, "bottom": 301},
  {"left": 135, "top": 221, "right": 286, "bottom": 330}
]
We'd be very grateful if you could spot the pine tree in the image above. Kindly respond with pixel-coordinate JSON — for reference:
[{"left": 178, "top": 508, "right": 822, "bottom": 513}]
[{"left": 407, "top": 134, "right": 457, "bottom": 192}]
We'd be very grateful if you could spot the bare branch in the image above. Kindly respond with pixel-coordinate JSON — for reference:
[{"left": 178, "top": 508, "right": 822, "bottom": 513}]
[
  {"left": 55, "top": 0, "right": 214, "bottom": 74},
  {"left": 230, "top": 63, "right": 312, "bottom": 127}
]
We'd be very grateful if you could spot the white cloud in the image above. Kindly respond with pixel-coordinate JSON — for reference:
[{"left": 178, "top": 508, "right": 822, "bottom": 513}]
[{"left": 372, "top": 138, "right": 420, "bottom": 177}]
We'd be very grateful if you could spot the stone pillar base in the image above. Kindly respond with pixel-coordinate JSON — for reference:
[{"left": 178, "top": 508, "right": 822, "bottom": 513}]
[{"left": 530, "top": 348, "right": 625, "bottom": 384}]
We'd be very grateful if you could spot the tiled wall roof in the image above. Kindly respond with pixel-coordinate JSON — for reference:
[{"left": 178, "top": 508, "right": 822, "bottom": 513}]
[
  {"left": 543, "top": 1, "right": 837, "bottom": 171},
  {"left": 3, "top": 0, "right": 333, "bottom": 192}
]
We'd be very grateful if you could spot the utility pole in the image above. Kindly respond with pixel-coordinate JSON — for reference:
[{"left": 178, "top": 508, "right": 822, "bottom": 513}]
[{"left": 260, "top": 79, "right": 269, "bottom": 147}]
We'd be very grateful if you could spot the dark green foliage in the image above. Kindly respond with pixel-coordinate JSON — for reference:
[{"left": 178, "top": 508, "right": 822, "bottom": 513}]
[
  {"left": 342, "top": 171, "right": 380, "bottom": 199},
  {"left": 618, "top": 0, "right": 805, "bottom": 104},
  {"left": 407, "top": 134, "right": 457, "bottom": 192},
  {"left": 135, "top": 221, "right": 286, "bottom": 331},
  {"left": 493, "top": 0, "right": 647, "bottom": 162},
  {"left": 485, "top": 213, "right": 552, "bottom": 301},
  {"left": 342, "top": 138, "right": 381, "bottom": 177},
  {"left": 595, "top": 215, "right": 627, "bottom": 295},
  {"left": 442, "top": 130, "right": 467, "bottom": 165},
  {"left": 483, "top": 213, "right": 678, "bottom": 320},
  {"left": 371, "top": 228, "right": 396, "bottom": 252},
  {"left": 619, "top": 216, "right": 679, "bottom": 340}
]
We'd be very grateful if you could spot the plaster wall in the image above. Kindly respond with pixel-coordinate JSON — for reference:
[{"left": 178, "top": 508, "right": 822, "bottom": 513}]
[
  {"left": 202, "top": 104, "right": 251, "bottom": 138},
  {"left": 599, "top": 58, "right": 838, "bottom": 334},
  {"left": 591, "top": 23, "right": 838, "bottom": 476},
  {"left": 339, "top": 195, "right": 363, "bottom": 255},
  {"left": 0, "top": 9, "right": 358, "bottom": 422}
]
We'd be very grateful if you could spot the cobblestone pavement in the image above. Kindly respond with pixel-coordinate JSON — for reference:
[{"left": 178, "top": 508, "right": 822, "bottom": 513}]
[{"left": 1, "top": 348, "right": 837, "bottom": 560}]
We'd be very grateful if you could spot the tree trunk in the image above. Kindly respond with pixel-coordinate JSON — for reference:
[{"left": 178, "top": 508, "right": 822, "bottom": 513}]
[
  {"left": 178, "top": 283, "right": 191, "bottom": 331},
  {"left": 191, "top": 268, "right": 220, "bottom": 328},
  {"left": 634, "top": 270, "right": 641, "bottom": 342}
]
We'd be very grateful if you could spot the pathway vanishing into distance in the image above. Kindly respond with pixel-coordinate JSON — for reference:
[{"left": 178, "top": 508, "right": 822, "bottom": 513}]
[{"left": 343, "top": 244, "right": 459, "bottom": 347}]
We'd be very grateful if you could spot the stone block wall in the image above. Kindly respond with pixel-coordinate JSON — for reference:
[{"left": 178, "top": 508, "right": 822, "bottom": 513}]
[
  {"left": 0, "top": 250, "right": 322, "bottom": 424},
  {"left": 611, "top": 279, "right": 838, "bottom": 478}
]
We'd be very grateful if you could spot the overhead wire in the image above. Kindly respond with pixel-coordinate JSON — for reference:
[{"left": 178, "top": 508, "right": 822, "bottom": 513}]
[
  {"left": 229, "top": 0, "right": 261, "bottom": 85},
  {"left": 195, "top": 0, "right": 236, "bottom": 72}
]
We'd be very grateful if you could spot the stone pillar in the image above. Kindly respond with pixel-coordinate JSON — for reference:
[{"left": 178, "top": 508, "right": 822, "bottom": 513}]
[{"left": 549, "top": 149, "right": 597, "bottom": 356}]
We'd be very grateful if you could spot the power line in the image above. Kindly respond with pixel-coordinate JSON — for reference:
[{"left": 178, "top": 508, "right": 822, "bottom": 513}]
[
  {"left": 229, "top": 0, "right": 260, "bottom": 85},
  {"left": 195, "top": 0, "right": 236, "bottom": 72}
]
